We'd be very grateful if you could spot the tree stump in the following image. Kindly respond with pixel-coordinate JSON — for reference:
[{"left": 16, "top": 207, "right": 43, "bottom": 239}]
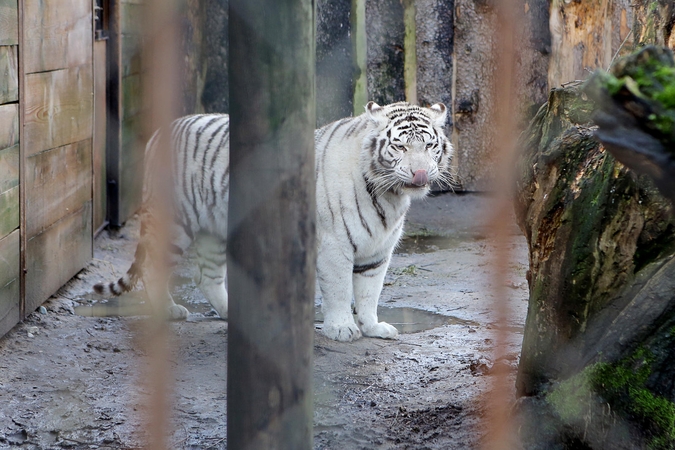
[{"left": 514, "top": 55, "right": 675, "bottom": 446}]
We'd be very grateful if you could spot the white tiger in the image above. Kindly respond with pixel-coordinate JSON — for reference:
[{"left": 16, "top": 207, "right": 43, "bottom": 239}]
[{"left": 94, "top": 101, "right": 452, "bottom": 342}]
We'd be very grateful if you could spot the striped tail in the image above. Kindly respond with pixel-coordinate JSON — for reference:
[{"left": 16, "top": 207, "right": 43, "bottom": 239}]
[{"left": 93, "top": 243, "right": 146, "bottom": 296}]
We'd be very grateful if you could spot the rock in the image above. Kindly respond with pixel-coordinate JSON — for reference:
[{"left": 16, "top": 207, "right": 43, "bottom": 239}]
[{"left": 38, "top": 306, "right": 47, "bottom": 315}]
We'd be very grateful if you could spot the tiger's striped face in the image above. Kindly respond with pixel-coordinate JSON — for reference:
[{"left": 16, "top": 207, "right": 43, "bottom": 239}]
[{"left": 364, "top": 102, "right": 452, "bottom": 198}]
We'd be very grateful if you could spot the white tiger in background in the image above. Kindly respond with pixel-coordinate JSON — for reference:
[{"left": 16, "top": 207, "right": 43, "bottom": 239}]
[{"left": 94, "top": 101, "right": 453, "bottom": 342}]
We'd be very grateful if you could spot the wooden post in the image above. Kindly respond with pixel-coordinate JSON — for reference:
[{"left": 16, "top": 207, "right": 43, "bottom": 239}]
[{"left": 227, "top": 0, "right": 316, "bottom": 449}]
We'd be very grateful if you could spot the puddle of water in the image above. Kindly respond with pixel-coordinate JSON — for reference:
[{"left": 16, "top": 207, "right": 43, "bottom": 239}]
[
  {"left": 76, "top": 278, "right": 473, "bottom": 334},
  {"left": 74, "top": 293, "right": 151, "bottom": 317},
  {"left": 315, "top": 306, "right": 477, "bottom": 334},
  {"left": 396, "top": 231, "right": 487, "bottom": 254},
  {"left": 75, "top": 274, "right": 216, "bottom": 318}
]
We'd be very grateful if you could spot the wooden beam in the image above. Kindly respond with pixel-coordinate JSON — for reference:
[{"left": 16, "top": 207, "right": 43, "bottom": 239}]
[{"left": 228, "top": 0, "right": 316, "bottom": 448}]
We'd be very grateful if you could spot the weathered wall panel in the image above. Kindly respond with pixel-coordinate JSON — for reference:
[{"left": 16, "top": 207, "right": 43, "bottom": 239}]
[
  {"left": 25, "top": 140, "right": 92, "bottom": 237},
  {"left": 366, "top": 0, "right": 405, "bottom": 105},
  {"left": 316, "top": 0, "right": 353, "bottom": 126},
  {"left": 113, "top": 0, "right": 146, "bottom": 225},
  {"left": 0, "top": 185, "right": 18, "bottom": 238},
  {"left": 199, "top": 0, "right": 229, "bottom": 114},
  {"left": 23, "top": 0, "right": 92, "bottom": 74},
  {"left": 0, "top": 102, "right": 18, "bottom": 240},
  {"left": 0, "top": 46, "right": 18, "bottom": 104},
  {"left": 0, "top": 229, "right": 19, "bottom": 337},
  {"left": 451, "top": 0, "right": 497, "bottom": 191},
  {"left": 0, "top": 0, "right": 18, "bottom": 46},
  {"left": 416, "top": 0, "right": 453, "bottom": 109},
  {"left": 0, "top": 0, "right": 18, "bottom": 338},
  {"left": 20, "top": 0, "right": 94, "bottom": 320},
  {"left": 0, "top": 103, "right": 18, "bottom": 154},
  {"left": 25, "top": 203, "right": 92, "bottom": 315},
  {"left": 24, "top": 65, "right": 93, "bottom": 156},
  {"left": 0, "top": 144, "right": 18, "bottom": 194}
]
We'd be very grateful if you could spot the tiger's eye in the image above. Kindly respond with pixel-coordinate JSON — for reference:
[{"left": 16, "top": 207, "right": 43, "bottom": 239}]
[
  {"left": 393, "top": 144, "right": 407, "bottom": 152},
  {"left": 426, "top": 142, "right": 435, "bottom": 149}
]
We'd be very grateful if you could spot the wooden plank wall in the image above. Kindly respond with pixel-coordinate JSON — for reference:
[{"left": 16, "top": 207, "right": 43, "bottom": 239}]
[
  {"left": 117, "top": 0, "right": 145, "bottom": 224},
  {"left": 0, "top": 0, "right": 20, "bottom": 336},
  {"left": 22, "top": 0, "right": 93, "bottom": 314}
]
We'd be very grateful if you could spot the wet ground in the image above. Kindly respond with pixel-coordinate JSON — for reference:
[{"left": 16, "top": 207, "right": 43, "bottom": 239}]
[{"left": 0, "top": 192, "right": 529, "bottom": 449}]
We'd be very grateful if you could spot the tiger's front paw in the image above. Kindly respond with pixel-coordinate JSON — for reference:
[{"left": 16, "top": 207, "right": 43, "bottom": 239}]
[
  {"left": 323, "top": 322, "right": 362, "bottom": 342},
  {"left": 361, "top": 321, "right": 398, "bottom": 339},
  {"left": 167, "top": 304, "right": 190, "bottom": 321}
]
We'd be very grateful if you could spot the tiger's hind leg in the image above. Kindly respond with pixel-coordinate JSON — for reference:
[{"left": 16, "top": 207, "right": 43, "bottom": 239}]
[
  {"left": 142, "top": 256, "right": 190, "bottom": 320},
  {"left": 139, "top": 217, "right": 190, "bottom": 320},
  {"left": 194, "top": 233, "right": 228, "bottom": 319}
]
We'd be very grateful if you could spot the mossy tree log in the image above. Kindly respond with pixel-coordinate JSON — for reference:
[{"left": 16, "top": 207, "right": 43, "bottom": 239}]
[{"left": 514, "top": 81, "right": 675, "bottom": 447}]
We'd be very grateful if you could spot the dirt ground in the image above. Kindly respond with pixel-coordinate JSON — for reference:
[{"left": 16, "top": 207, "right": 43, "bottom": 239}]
[{"left": 0, "top": 192, "right": 529, "bottom": 449}]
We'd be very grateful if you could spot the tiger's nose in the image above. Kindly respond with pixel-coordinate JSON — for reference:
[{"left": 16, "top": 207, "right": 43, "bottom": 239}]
[{"left": 411, "top": 169, "right": 428, "bottom": 186}]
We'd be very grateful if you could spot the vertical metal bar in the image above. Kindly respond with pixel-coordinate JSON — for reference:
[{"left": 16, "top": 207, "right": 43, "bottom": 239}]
[{"left": 227, "top": 0, "right": 316, "bottom": 448}]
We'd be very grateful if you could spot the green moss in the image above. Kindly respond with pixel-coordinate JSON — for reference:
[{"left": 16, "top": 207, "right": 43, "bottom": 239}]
[
  {"left": 547, "top": 367, "right": 594, "bottom": 424},
  {"left": 546, "top": 349, "right": 675, "bottom": 449},
  {"left": 589, "top": 47, "right": 675, "bottom": 142},
  {"left": 590, "top": 348, "right": 675, "bottom": 449}
]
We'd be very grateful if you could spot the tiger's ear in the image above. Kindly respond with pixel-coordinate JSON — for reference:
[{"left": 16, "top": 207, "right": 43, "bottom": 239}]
[
  {"left": 428, "top": 103, "right": 448, "bottom": 127},
  {"left": 365, "top": 101, "right": 388, "bottom": 127}
]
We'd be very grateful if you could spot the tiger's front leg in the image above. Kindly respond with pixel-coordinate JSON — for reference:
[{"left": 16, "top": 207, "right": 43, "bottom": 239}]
[
  {"left": 317, "top": 238, "right": 362, "bottom": 342},
  {"left": 353, "top": 256, "right": 398, "bottom": 339}
]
